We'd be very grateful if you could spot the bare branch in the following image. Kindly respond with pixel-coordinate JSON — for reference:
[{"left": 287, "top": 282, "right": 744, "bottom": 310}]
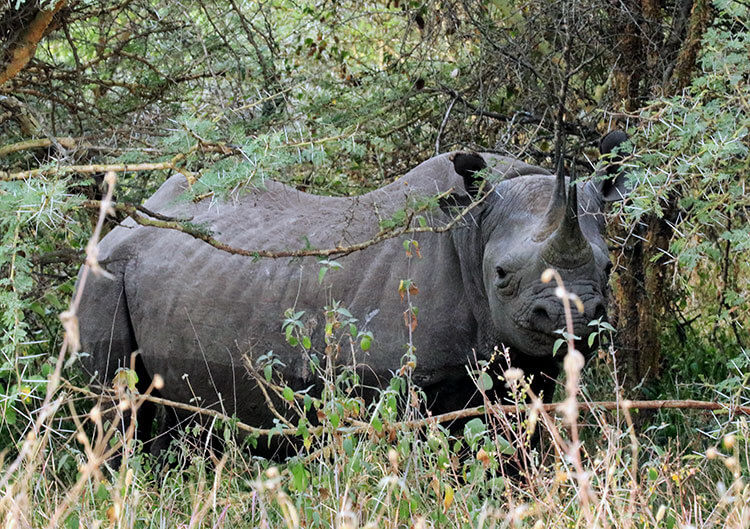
[
  {"left": 435, "top": 96, "right": 457, "bottom": 155},
  {"left": 0, "top": 137, "right": 77, "bottom": 157},
  {"left": 0, "top": 0, "right": 67, "bottom": 87}
]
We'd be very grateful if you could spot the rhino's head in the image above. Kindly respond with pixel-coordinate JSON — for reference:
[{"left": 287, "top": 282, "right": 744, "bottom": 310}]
[{"left": 451, "top": 132, "right": 630, "bottom": 358}]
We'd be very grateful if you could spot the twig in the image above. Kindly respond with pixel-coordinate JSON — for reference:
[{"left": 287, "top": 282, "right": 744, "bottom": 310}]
[
  {"left": 0, "top": 161, "right": 182, "bottom": 182},
  {"left": 80, "top": 199, "right": 192, "bottom": 222},
  {"left": 242, "top": 359, "right": 298, "bottom": 428},
  {"left": 435, "top": 96, "right": 457, "bottom": 155},
  {"left": 0, "top": 135, "right": 352, "bottom": 182}
]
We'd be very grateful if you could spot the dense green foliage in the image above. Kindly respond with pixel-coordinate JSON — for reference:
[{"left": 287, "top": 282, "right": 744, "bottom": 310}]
[
  {"left": 617, "top": 0, "right": 749, "bottom": 390},
  {"left": 0, "top": 0, "right": 748, "bottom": 527}
]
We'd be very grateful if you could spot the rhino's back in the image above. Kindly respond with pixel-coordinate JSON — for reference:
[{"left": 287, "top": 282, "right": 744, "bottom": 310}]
[{"left": 123, "top": 151, "right": 551, "bottom": 253}]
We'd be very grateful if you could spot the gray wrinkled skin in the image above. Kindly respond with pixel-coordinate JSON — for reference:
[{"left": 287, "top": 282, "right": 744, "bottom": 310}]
[{"left": 77, "top": 152, "right": 613, "bottom": 440}]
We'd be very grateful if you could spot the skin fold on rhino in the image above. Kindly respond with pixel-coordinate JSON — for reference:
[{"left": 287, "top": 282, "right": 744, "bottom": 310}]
[{"left": 76, "top": 134, "right": 628, "bottom": 454}]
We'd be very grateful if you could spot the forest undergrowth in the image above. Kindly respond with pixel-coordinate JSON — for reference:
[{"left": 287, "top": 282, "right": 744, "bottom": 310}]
[{"left": 0, "top": 183, "right": 747, "bottom": 527}]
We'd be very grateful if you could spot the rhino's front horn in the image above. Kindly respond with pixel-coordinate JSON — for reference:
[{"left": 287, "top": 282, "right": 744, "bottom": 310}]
[
  {"left": 541, "top": 182, "right": 593, "bottom": 269},
  {"left": 534, "top": 168, "right": 567, "bottom": 241}
]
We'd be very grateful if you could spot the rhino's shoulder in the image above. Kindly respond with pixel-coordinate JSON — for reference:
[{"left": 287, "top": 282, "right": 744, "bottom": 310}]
[{"left": 362, "top": 152, "right": 547, "bottom": 205}]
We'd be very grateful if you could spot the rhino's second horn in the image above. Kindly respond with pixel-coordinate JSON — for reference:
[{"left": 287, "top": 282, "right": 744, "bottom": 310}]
[{"left": 542, "top": 181, "right": 593, "bottom": 269}]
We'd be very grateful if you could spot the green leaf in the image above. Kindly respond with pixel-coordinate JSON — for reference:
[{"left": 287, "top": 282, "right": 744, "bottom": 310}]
[
  {"left": 289, "top": 461, "right": 308, "bottom": 491},
  {"left": 65, "top": 513, "right": 80, "bottom": 529},
  {"left": 496, "top": 435, "right": 515, "bottom": 455},
  {"left": 282, "top": 386, "right": 295, "bottom": 402},
  {"left": 302, "top": 336, "right": 312, "bottom": 349},
  {"left": 463, "top": 418, "right": 486, "bottom": 450},
  {"left": 478, "top": 371, "right": 493, "bottom": 391},
  {"left": 3, "top": 406, "right": 16, "bottom": 425},
  {"left": 264, "top": 365, "right": 273, "bottom": 382},
  {"left": 371, "top": 416, "right": 383, "bottom": 432},
  {"left": 488, "top": 477, "right": 506, "bottom": 493},
  {"left": 552, "top": 338, "right": 565, "bottom": 356},
  {"left": 297, "top": 419, "right": 309, "bottom": 440},
  {"left": 95, "top": 482, "right": 110, "bottom": 501},
  {"left": 360, "top": 335, "right": 371, "bottom": 351},
  {"left": 343, "top": 436, "right": 354, "bottom": 456},
  {"left": 336, "top": 307, "right": 353, "bottom": 318}
]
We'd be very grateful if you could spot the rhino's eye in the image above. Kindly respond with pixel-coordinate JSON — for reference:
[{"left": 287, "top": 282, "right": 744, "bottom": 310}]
[
  {"left": 604, "top": 262, "right": 613, "bottom": 277},
  {"left": 495, "top": 267, "right": 511, "bottom": 288}
]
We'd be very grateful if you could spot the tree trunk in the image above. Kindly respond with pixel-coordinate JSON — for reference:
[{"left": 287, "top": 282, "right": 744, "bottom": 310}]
[
  {"left": 671, "top": 0, "right": 715, "bottom": 91},
  {"left": 609, "top": 213, "right": 673, "bottom": 391},
  {"left": 611, "top": 0, "right": 646, "bottom": 110},
  {"left": 609, "top": 0, "right": 714, "bottom": 393}
]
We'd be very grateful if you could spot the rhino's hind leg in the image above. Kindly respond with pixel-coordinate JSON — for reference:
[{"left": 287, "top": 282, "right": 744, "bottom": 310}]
[
  {"left": 76, "top": 265, "right": 167, "bottom": 457},
  {"left": 133, "top": 352, "right": 159, "bottom": 453},
  {"left": 78, "top": 265, "right": 138, "bottom": 383},
  {"left": 131, "top": 352, "right": 181, "bottom": 457}
]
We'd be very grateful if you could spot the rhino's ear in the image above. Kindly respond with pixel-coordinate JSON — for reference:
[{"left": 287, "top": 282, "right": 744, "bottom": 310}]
[
  {"left": 451, "top": 152, "right": 487, "bottom": 198},
  {"left": 596, "top": 130, "right": 632, "bottom": 202}
]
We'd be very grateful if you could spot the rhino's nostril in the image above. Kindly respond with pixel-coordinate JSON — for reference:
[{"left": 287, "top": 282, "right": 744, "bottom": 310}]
[
  {"left": 592, "top": 301, "right": 607, "bottom": 322},
  {"left": 530, "top": 303, "right": 555, "bottom": 333}
]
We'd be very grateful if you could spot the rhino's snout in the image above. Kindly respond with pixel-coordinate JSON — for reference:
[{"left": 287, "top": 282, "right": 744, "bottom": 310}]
[
  {"left": 528, "top": 301, "right": 557, "bottom": 335},
  {"left": 528, "top": 297, "right": 606, "bottom": 338}
]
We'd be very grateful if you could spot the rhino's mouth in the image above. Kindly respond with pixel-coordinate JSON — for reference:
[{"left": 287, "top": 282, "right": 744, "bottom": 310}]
[
  {"left": 516, "top": 327, "right": 560, "bottom": 356},
  {"left": 513, "top": 325, "right": 597, "bottom": 359}
]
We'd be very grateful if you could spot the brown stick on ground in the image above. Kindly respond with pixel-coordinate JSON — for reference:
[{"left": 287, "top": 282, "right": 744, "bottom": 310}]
[
  {"left": 66, "top": 382, "right": 750, "bottom": 439},
  {"left": 404, "top": 399, "right": 750, "bottom": 431},
  {"left": 0, "top": 0, "right": 67, "bottom": 87}
]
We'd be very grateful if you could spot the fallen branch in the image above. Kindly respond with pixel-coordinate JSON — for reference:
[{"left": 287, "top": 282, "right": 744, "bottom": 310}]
[
  {"left": 400, "top": 399, "right": 750, "bottom": 431},
  {"left": 65, "top": 382, "right": 750, "bottom": 440}
]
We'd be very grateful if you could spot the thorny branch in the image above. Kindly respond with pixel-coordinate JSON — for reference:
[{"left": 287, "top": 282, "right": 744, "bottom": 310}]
[{"left": 102, "top": 186, "right": 487, "bottom": 260}]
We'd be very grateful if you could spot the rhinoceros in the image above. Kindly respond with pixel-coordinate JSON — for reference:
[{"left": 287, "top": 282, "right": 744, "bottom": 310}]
[{"left": 76, "top": 132, "right": 630, "bottom": 450}]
